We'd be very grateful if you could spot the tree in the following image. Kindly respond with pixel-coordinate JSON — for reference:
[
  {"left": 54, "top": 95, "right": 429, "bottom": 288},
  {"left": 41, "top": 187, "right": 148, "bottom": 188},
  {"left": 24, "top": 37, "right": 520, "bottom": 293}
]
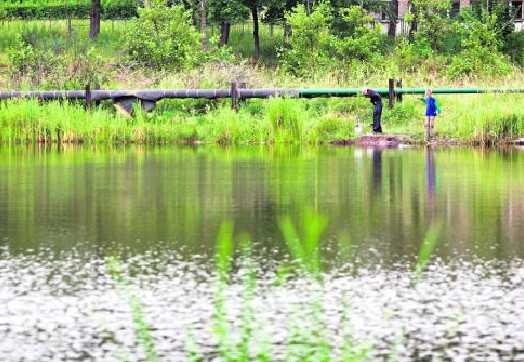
[
  {"left": 124, "top": 3, "right": 203, "bottom": 69},
  {"left": 388, "top": 0, "right": 398, "bottom": 40},
  {"left": 280, "top": 4, "right": 382, "bottom": 75},
  {"left": 264, "top": 0, "right": 299, "bottom": 42},
  {"left": 473, "top": 0, "right": 515, "bottom": 46},
  {"left": 89, "top": 0, "right": 101, "bottom": 39},
  {"left": 201, "top": 0, "right": 208, "bottom": 51},
  {"left": 241, "top": 0, "right": 262, "bottom": 61},
  {"left": 208, "top": 0, "right": 247, "bottom": 46},
  {"left": 407, "top": 0, "right": 452, "bottom": 51},
  {"left": 407, "top": 0, "right": 418, "bottom": 42}
]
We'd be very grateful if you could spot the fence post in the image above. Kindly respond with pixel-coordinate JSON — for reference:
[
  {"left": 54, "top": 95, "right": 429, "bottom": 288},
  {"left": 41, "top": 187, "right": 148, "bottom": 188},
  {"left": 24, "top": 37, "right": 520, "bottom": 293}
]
[
  {"left": 85, "top": 84, "right": 92, "bottom": 110},
  {"left": 388, "top": 78, "right": 395, "bottom": 109},
  {"left": 231, "top": 82, "right": 238, "bottom": 112},
  {"left": 396, "top": 78, "right": 403, "bottom": 103},
  {"left": 95, "top": 83, "right": 101, "bottom": 108},
  {"left": 67, "top": 15, "right": 72, "bottom": 38},
  {"left": 238, "top": 82, "right": 247, "bottom": 108}
]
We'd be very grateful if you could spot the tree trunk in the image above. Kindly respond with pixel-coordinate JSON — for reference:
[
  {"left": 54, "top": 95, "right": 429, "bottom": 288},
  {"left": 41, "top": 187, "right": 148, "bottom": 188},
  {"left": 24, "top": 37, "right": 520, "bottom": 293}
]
[
  {"left": 388, "top": 0, "right": 398, "bottom": 40},
  {"left": 284, "top": 21, "right": 292, "bottom": 43},
  {"left": 251, "top": 6, "right": 260, "bottom": 61},
  {"left": 200, "top": 0, "right": 208, "bottom": 51},
  {"left": 219, "top": 21, "right": 231, "bottom": 46},
  {"left": 89, "top": 0, "right": 101, "bottom": 39},
  {"left": 408, "top": 2, "right": 418, "bottom": 42}
]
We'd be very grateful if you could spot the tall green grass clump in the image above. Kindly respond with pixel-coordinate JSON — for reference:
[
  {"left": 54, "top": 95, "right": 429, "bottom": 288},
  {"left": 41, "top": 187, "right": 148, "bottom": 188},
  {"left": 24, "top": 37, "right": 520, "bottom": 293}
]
[
  {"left": 200, "top": 106, "right": 266, "bottom": 144},
  {"left": 436, "top": 94, "right": 524, "bottom": 143},
  {"left": 0, "top": 100, "right": 131, "bottom": 143},
  {"left": 265, "top": 98, "right": 304, "bottom": 143},
  {"left": 201, "top": 211, "right": 373, "bottom": 361},
  {"left": 207, "top": 222, "right": 272, "bottom": 361},
  {"left": 306, "top": 115, "right": 355, "bottom": 143},
  {"left": 279, "top": 207, "right": 328, "bottom": 278},
  {"left": 107, "top": 257, "right": 159, "bottom": 362},
  {"left": 412, "top": 221, "right": 442, "bottom": 285}
]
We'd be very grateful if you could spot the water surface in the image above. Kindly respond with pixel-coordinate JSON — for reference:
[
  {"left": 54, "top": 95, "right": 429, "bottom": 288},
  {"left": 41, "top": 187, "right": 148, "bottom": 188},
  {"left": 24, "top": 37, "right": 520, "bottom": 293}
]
[{"left": 1, "top": 145, "right": 523, "bottom": 360}]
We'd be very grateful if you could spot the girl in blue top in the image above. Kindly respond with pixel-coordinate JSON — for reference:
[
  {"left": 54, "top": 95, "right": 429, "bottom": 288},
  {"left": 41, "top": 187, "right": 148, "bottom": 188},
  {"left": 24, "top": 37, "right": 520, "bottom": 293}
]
[{"left": 420, "top": 89, "right": 442, "bottom": 141}]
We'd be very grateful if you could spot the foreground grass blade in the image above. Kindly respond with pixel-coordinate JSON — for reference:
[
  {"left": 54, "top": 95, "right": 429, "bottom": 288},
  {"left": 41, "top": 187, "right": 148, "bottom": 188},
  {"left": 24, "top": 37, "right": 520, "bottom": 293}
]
[
  {"left": 414, "top": 221, "right": 443, "bottom": 280},
  {"left": 107, "top": 257, "right": 159, "bottom": 362}
]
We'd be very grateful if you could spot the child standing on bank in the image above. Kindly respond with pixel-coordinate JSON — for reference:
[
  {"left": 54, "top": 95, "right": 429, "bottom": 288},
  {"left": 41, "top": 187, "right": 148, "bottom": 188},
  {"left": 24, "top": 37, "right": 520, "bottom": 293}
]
[{"left": 420, "top": 89, "right": 442, "bottom": 141}]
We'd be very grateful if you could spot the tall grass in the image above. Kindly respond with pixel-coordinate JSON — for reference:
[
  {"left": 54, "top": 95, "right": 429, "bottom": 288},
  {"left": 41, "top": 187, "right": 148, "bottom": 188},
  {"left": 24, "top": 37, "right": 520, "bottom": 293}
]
[
  {"left": 101, "top": 208, "right": 445, "bottom": 361},
  {"left": 206, "top": 209, "right": 444, "bottom": 360},
  {"left": 3, "top": 94, "right": 524, "bottom": 144},
  {"left": 436, "top": 94, "right": 524, "bottom": 143},
  {"left": 0, "top": 19, "right": 127, "bottom": 59},
  {"left": 381, "top": 94, "right": 524, "bottom": 142},
  {"left": 412, "top": 221, "right": 443, "bottom": 284},
  {"left": 107, "top": 257, "right": 159, "bottom": 362},
  {"left": 0, "top": 98, "right": 357, "bottom": 144}
]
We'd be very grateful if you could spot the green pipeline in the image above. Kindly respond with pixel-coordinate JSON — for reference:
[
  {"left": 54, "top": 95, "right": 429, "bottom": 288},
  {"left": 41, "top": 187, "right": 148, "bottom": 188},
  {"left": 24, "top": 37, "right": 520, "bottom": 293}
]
[{"left": 298, "top": 88, "right": 524, "bottom": 98}]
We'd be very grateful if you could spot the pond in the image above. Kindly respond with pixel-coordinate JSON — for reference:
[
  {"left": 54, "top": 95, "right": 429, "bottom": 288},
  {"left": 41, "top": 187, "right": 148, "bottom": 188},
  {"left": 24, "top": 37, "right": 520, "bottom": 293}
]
[{"left": 1, "top": 145, "right": 523, "bottom": 361}]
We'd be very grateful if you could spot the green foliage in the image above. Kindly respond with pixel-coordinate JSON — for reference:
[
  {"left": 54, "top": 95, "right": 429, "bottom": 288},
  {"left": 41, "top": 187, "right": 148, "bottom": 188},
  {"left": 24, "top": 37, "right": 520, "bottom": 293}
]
[
  {"left": 394, "top": 37, "right": 433, "bottom": 71},
  {"left": 410, "top": 0, "right": 453, "bottom": 52},
  {"left": 447, "top": 11, "right": 511, "bottom": 77},
  {"left": 0, "top": 2, "right": 137, "bottom": 20},
  {"left": 280, "top": 3, "right": 382, "bottom": 76},
  {"left": 413, "top": 222, "right": 442, "bottom": 283},
  {"left": 504, "top": 31, "right": 524, "bottom": 66},
  {"left": 208, "top": 0, "right": 248, "bottom": 23},
  {"left": 334, "top": 6, "right": 382, "bottom": 61},
  {"left": 266, "top": 98, "right": 302, "bottom": 143},
  {"left": 278, "top": 4, "right": 334, "bottom": 76},
  {"left": 6, "top": 35, "right": 109, "bottom": 89},
  {"left": 384, "top": 100, "right": 418, "bottom": 126},
  {"left": 472, "top": 0, "right": 515, "bottom": 46},
  {"left": 107, "top": 257, "right": 159, "bottom": 362},
  {"left": 125, "top": 3, "right": 202, "bottom": 70},
  {"left": 279, "top": 207, "right": 328, "bottom": 277},
  {"left": 125, "top": 1, "right": 234, "bottom": 70},
  {"left": 307, "top": 115, "right": 355, "bottom": 143}
]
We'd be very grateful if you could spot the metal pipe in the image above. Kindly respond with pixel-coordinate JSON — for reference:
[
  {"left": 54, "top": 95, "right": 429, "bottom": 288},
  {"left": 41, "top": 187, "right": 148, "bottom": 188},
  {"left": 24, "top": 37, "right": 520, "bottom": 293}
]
[
  {"left": 2, "top": 88, "right": 524, "bottom": 102},
  {"left": 1, "top": 87, "right": 523, "bottom": 116}
]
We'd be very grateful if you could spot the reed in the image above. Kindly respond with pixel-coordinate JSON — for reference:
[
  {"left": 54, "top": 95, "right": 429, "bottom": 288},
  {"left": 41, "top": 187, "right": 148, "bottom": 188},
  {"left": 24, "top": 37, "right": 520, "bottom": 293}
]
[
  {"left": 413, "top": 222, "right": 443, "bottom": 284},
  {"left": 2, "top": 93, "right": 524, "bottom": 144},
  {"left": 99, "top": 207, "right": 449, "bottom": 360},
  {"left": 107, "top": 257, "right": 159, "bottom": 362},
  {"left": 0, "top": 98, "right": 357, "bottom": 144}
]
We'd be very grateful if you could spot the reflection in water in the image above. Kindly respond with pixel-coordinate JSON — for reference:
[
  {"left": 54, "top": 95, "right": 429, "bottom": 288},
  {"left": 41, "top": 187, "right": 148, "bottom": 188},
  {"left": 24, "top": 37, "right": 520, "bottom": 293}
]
[
  {"left": 426, "top": 147, "right": 436, "bottom": 220},
  {"left": 0, "top": 145, "right": 523, "bottom": 262},
  {"left": 372, "top": 148, "right": 382, "bottom": 193}
]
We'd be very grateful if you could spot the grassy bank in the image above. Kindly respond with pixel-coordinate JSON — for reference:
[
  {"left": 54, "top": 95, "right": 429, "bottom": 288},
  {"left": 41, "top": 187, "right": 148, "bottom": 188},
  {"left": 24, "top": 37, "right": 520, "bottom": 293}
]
[
  {"left": 0, "top": 98, "right": 356, "bottom": 144},
  {"left": 1, "top": 20, "right": 524, "bottom": 144},
  {"left": 1, "top": 93, "right": 524, "bottom": 144}
]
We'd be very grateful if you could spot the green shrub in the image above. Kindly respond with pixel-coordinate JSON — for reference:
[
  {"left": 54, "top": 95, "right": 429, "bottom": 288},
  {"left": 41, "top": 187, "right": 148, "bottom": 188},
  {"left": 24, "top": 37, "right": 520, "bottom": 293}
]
[
  {"left": 279, "top": 4, "right": 382, "bottom": 76},
  {"left": 333, "top": 6, "right": 382, "bottom": 62},
  {"left": 504, "top": 31, "right": 524, "bottom": 66},
  {"left": 394, "top": 37, "right": 434, "bottom": 71},
  {"left": 447, "top": 11, "right": 511, "bottom": 77},
  {"left": 266, "top": 98, "right": 302, "bottom": 143},
  {"left": 384, "top": 101, "right": 419, "bottom": 126},
  {"left": 278, "top": 4, "right": 335, "bottom": 76},
  {"left": 124, "top": 2, "right": 202, "bottom": 70}
]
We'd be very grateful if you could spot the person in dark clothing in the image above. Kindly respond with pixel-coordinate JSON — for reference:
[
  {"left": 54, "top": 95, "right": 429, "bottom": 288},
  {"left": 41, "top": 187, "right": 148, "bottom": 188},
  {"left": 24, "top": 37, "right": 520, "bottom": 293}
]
[{"left": 362, "top": 88, "right": 383, "bottom": 133}]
